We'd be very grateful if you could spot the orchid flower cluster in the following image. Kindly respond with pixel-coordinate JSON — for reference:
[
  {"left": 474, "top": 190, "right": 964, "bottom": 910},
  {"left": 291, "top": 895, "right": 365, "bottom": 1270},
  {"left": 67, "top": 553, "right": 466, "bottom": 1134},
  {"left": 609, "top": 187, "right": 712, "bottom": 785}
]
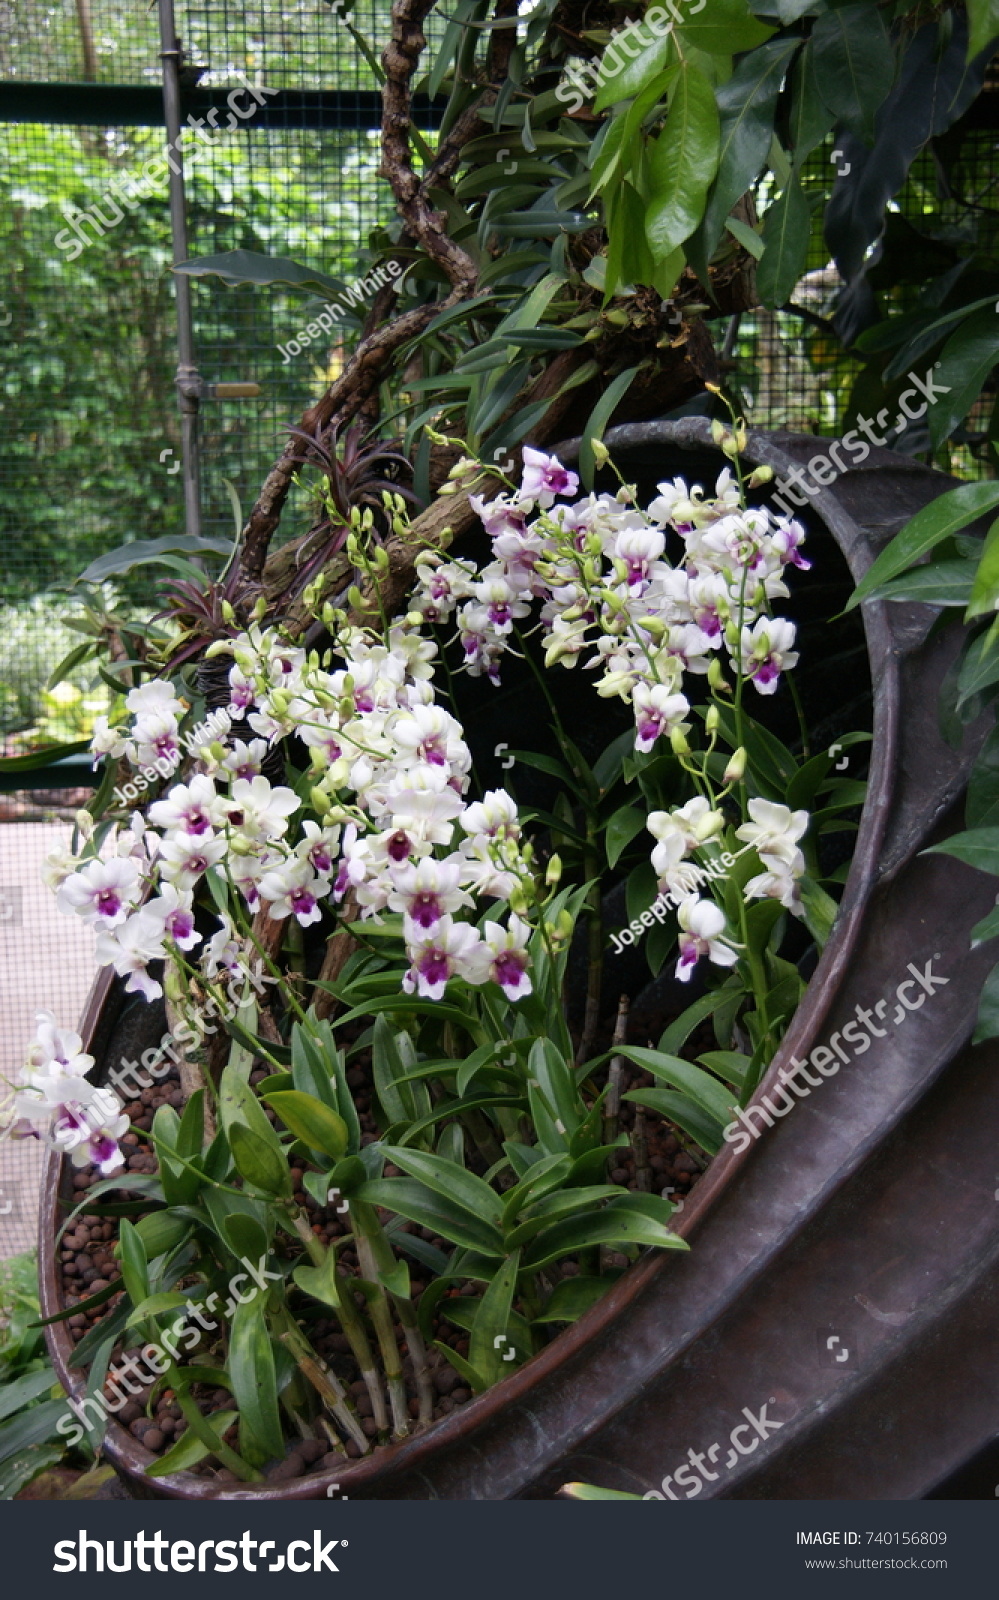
[
  {"left": 48, "top": 619, "right": 538, "bottom": 1016},
  {"left": 3, "top": 1011, "right": 128, "bottom": 1176},
  {"left": 16, "top": 618, "right": 543, "bottom": 1172},
  {"left": 412, "top": 442, "right": 807, "bottom": 724},
  {"left": 407, "top": 439, "right": 813, "bottom": 981}
]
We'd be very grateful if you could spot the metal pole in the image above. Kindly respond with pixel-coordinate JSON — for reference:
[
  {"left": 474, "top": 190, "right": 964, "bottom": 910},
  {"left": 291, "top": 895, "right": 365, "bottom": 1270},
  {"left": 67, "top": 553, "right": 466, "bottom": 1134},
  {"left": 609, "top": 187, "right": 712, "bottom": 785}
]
[{"left": 158, "top": 0, "right": 201, "bottom": 540}]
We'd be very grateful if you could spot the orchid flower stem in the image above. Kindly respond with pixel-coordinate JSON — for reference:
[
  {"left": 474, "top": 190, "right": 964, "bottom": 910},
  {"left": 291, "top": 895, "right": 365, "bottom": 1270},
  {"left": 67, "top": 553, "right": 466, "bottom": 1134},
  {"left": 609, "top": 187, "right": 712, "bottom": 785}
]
[
  {"left": 276, "top": 1315, "right": 370, "bottom": 1455},
  {"left": 352, "top": 1198, "right": 434, "bottom": 1428},
  {"left": 352, "top": 1223, "right": 409, "bottom": 1439},
  {"left": 285, "top": 1203, "right": 390, "bottom": 1436}
]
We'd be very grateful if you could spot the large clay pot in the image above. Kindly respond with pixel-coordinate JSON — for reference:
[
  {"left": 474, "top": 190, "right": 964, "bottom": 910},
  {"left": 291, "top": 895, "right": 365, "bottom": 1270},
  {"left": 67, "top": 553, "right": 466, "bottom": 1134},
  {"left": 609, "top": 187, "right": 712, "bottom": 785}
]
[{"left": 41, "top": 421, "right": 999, "bottom": 1499}]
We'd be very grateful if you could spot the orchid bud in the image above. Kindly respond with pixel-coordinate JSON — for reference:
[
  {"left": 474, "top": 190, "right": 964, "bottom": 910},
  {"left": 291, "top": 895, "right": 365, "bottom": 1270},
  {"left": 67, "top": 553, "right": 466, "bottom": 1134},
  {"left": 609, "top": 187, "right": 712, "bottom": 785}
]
[
  {"left": 252, "top": 596, "right": 268, "bottom": 621},
  {"left": 556, "top": 909, "right": 574, "bottom": 942},
  {"left": 748, "top": 464, "right": 773, "bottom": 487},
  {"left": 207, "top": 741, "right": 227, "bottom": 763},
  {"left": 269, "top": 690, "right": 290, "bottom": 716},
  {"left": 509, "top": 883, "right": 530, "bottom": 916},
  {"left": 638, "top": 615, "right": 667, "bottom": 640},
  {"left": 724, "top": 747, "right": 747, "bottom": 784},
  {"left": 590, "top": 438, "right": 610, "bottom": 468},
  {"left": 221, "top": 599, "right": 236, "bottom": 624},
  {"left": 670, "top": 726, "right": 691, "bottom": 757},
  {"left": 546, "top": 853, "right": 562, "bottom": 888},
  {"left": 705, "top": 704, "right": 720, "bottom": 734},
  {"left": 724, "top": 620, "right": 741, "bottom": 650},
  {"left": 438, "top": 481, "right": 458, "bottom": 496},
  {"left": 710, "top": 418, "right": 727, "bottom": 447},
  {"left": 406, "top": 610, "right": 424, "bottom": 628},
  {"left": 75, "top": 809, "right": 94, "bottom": 842},
  {"left": 347, "top": 585, "right": 364, "bottom": 610},
  {"left": 311, "top": 787, "right": 331, "bottom": 817}
]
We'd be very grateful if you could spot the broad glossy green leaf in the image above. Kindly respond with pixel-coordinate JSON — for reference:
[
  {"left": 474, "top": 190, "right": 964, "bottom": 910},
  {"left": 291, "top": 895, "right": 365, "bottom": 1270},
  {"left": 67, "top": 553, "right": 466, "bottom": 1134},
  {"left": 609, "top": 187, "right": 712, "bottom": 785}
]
[
  {"left": 229, "top": 1123, "right": 292, "bottom": 1199},
  {"left": 469, "top": 1250, "right": 522, "bottom": 1389},
  {"left": 756, "top": 169, "right": 810, "bottom": 309},
  {"left": 0, "top": 1367, "right": 59, "bottom": 1423},
  {"left": 533, "top": 1276, "right": 609, "bottom": 1324},
  {"left": 230, "top": 1297, "right": 284, "bottom": 1464},
  {"left": 146, "top": 1410, "right": 238, "bottom": 1477},
  {"left": 262, "top": 1090, "right": 348, "bottom": 1161},
  {"left": 605, "top": 804, "right": 648, "bottom": 869},
  {"left": 613, "top": 1045, "right": 737, "bottom": 1124},
  {"left": 125, "top": 1291, "right": 190, "bottom": 1331},
  {"left": 593, "top": 20, "right": 676, "bottom": 110},
  {"left": 870, "top": 561, "right": 975, "bottom": 608},
  {"left": 967, "top": 727, "right": 999, "bottom": 828},
  {"left": 699, "top": 37, "right": 799, "bottom": 262},
  {"left": 645, "top": 62, "right": 720, "bottom": 262},
  {"left": 292, "top": 1248, "right": 342, "bottom": 1311},
  {"left": 358, "top": 1177, "right": 506, "bottom": 1257},
  {"left": 966, "top": 518, "right": 999, "bottom": 620},
  {"left": 812, "top": 2, "right": 895, "bottom": 142},
  {"left": 848, "top": 483, "right": 999, "bottom": 608},
  {"left": 929, "top": 308, "right": 999, "bottom": 450},
  {"left": 0, "top": 1401, "right": 69, "bottom": 1467},
  {"left": 78, "top": 535, "right": 232, "bottom": 584},
  {"left": 971, "top": 902, "right": 999, "bottom": 948},
  {"left": 623, "top": 1087, "right": 724, "bottom": 1153},
  {"left": 678, "top": 0, "right": 775, "bottom": 53},
  {"left": 658, "top": 989, "right": 736, "bottom": 1057},
  {"left": 578, "top": 364, "right": 641, "bottom": 490},
  {"left": 116, "top": 1219, "right": 150, "bottom": 1312},
  {"left": 523, "top": 1207, "right": 688, "bottom": 1270},
  {"left": 925, "top": 827, "right": 999, "bottom": 874},
  {"left": 957, "top": 620, "right": 999, "bottom": 705},
  {"left": 378, "top": 1145, "right": 504, "bottom": 1225},
  {"left": 174, "top": 248, "right": 346, "bottom": 300},
  {"left": 967, "top": 0, "right": 999, "bottom": 61},
  {"left": 788, "top": 39, "right": 834, "bottom": 161}
]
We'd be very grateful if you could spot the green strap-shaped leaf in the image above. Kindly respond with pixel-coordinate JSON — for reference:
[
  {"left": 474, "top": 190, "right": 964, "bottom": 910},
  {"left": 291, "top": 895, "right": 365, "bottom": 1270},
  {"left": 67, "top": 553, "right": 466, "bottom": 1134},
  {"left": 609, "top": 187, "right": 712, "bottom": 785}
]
[
  {"left": 645, "top": 61, "right": 721, "bottom": 263},
  {"left": 230, "top": 1296, "right": 285, "bottom": 1465},
  {"left": 378, "top": 1144, "right": 504, "bottom": 1226},
  {"left": 966, "top": 0, "right": 999, "bottom": 61},
  {"left": 756, "top": 169, "right": 811, "bottom": 309},
  {"left": 811, "top": 2, "right": 896, "bottom": 143},
  {"left": 848, "top": 482, "right": 999, "bottom": 609},
  {"left": 469, "top": 1250, "right": 522, "bottom": 1389},
  {"left": 700, "top": 37, "right": 800, "bottom": 262}
]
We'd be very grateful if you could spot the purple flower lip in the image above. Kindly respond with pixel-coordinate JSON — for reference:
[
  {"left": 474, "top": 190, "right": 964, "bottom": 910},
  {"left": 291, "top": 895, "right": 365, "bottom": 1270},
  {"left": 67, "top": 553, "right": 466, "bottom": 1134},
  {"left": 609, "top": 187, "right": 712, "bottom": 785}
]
[
  {"left": 637, "top": 716, "right": 660, "bottom": 742},
  {"left": 355, "top": 692, "right": 374, "bottom": 713},
  {"left": 388, "top": 831, "right": 411, "bottom": 863},
  {"left": 753, "top": 661, "right": 780, "bottom": 687},
  {"left": 417, "top": 950, "right": 449, "bottom": 987},
  {"left": 228, "top": 809, "right": 245, "bottom": 826},
  {"left": 423, "top": 738, "right": 448, "bottom": 767},
  {"left": 493, "top": 951, "right": 526, "bottom": 989},
  {"left": 154, "top": 738, "right": 178, "bottom": 760},
  {"left": 410, "top": 894, "right": 441, "bottom": 929},
  {"left": 96, "top": 889, "right": 122, "bottom": 917},
  {"left": 311, "top": 848, "right": 333, "bottom": 873},
  {"left": 187, "top": 855, "right": 208, "bottom": 873},
  {"left": 489, "top": 604, "right": 512, "bottom": 625},
  {"left": 91, "top": 1134, "right": 119, "bottom": 1165},
  {"left": 290, "top": 889, "right": 316, "bottom": 913},
  {"left": 184, "top": 809, "right": 211, "bottom": 834},
  {"left": 168, "top": 912, "right": 194, "bottom": 941}
]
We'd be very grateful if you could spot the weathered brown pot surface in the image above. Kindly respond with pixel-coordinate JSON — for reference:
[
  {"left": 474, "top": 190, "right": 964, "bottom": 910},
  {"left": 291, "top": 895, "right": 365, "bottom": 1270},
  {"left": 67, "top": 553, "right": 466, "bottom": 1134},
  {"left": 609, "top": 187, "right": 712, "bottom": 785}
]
[{"left": 42, "top": 420, "right": 999, "bottom": 1499}]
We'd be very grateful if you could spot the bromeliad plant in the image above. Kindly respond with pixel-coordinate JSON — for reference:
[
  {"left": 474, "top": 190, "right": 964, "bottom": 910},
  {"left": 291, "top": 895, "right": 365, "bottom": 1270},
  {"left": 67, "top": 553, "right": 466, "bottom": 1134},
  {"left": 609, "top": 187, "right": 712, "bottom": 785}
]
[{"left": 10, "top": 421, "right": 865, "bottom": 1481}]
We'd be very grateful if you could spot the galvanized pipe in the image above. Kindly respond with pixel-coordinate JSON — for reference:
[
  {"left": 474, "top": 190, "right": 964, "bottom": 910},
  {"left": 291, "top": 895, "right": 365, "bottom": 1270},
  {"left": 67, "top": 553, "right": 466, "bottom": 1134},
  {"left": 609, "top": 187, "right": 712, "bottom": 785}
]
[{"left": 158, "top": 0, "right": 201, "bottom": 540}]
